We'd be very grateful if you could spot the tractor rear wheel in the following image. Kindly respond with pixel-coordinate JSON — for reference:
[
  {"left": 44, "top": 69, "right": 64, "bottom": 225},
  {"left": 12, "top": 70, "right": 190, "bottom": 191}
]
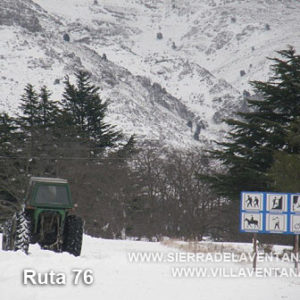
[{"left": 63, "top": 215, "right": 83, "bottom": 256}]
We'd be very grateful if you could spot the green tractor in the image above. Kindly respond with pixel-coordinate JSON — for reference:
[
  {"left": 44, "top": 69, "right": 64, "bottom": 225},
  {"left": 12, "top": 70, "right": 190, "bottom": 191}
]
[{"left": 2, "top": 177, "right": 83, "bottom": 256}]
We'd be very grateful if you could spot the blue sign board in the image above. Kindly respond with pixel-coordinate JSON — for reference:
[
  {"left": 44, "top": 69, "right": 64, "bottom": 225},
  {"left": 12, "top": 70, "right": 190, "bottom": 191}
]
[{"left": 240, "top": 192, "right": 300, "bottom": 234}]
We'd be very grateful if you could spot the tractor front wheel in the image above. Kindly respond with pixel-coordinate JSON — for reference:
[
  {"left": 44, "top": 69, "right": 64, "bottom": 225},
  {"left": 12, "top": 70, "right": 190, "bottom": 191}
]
[
  {"left": 2, "top": 211, "right": 31, "bottom": 254},
  {"left": 13, "top": 211, "right": 31, "bottom": 254}
]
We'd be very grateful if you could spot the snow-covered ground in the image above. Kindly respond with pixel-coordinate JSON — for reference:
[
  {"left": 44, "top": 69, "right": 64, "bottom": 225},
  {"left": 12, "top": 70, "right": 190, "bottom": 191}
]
[{"left": 1, "top": 234, "right": 300, "bottom": 300}]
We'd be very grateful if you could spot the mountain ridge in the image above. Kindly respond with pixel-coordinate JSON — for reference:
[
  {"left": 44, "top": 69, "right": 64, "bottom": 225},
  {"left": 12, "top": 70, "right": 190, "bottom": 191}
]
[{"left": 1, "top": 0, "right": 299, "bottom": 147}]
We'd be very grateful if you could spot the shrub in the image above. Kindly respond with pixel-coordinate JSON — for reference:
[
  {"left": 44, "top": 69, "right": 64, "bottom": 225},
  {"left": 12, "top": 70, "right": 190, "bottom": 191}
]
[
  {"left": 54, "top": 78, "right": 60, "bottom": 85},
  {"left": 63, "top": 33, "right": 70, "bottom": 42},
  {"left": 156, "top": 32, "right": 163, "bottom": 40}
]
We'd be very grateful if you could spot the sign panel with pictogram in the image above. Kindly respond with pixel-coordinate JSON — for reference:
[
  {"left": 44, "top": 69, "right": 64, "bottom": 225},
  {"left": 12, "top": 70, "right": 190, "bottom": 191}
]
[{"left": 240, "top": 192, "right": 300, "bottom": 234}]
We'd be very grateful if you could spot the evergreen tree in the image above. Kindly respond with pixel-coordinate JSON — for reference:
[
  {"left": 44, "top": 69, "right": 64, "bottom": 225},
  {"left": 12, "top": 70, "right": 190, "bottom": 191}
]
[
  {"left": 17, "top": 84, "right": 60, "bottom": 176},
  {"left": 0, "top": 113, "right": 24, "bottom": 214},
  {"left": 268, "top": 118, "right": 300, "bottom": 193},
  {"left": 16, "top": 84, "right": 41, "bottom": 175},
  {"left": 116, "top": 135, "right": 137, "bottom": 159},
  {"left": 18, "top": 84, "right": 40, "bottom": 133},
  {"left": 0, "top": 113, "right": 17, "bottom": 157},
  {"left": 206, "top": 47, "right": 300, "bottom": 200},
  {"left": 61, "top": 70, "right": 122, "bottom": 154},
  {"left": 38, "top": 85, "right": 59, "bottom": 130}
]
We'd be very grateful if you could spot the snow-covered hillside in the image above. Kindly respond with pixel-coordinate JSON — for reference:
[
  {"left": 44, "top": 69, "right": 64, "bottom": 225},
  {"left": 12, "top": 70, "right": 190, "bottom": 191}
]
[
  {"left": 0, "top": 234, "right": 300, "bottom": 300},
  {"left": 1, "top": 0, "right": 300, "bottom": 146}
]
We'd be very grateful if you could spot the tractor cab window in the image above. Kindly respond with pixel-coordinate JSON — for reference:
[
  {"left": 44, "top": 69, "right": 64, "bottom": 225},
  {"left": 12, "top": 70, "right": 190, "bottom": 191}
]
[{"left": 35, "top": 185, "right": 69, "bottom": 205}]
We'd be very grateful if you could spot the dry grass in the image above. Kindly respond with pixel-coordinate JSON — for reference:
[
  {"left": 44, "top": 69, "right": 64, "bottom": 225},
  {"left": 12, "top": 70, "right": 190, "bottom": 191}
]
[{"left": 161, "top": 239, "right": 246, "bottom": 255}]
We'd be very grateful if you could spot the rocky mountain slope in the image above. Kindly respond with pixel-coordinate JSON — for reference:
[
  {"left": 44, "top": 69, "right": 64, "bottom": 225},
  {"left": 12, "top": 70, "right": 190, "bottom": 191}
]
[{"left": 1, "top": 0, "right": 300, "bottom": 147}]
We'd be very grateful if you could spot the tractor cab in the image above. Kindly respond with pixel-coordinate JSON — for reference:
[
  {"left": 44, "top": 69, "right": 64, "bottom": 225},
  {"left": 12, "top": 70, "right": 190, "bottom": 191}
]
[{"left": 25, "top": 177, "right": 73, "bottom": 209}]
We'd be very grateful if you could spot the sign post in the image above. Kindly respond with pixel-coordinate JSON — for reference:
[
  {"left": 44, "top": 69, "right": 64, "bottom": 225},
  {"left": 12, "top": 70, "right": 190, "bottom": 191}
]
[
  {"left": 253, "top": 233, "right": 257, "bottom": 271},
  {"left": 295, "top": 235, "right": 299, "bottom": 273}
]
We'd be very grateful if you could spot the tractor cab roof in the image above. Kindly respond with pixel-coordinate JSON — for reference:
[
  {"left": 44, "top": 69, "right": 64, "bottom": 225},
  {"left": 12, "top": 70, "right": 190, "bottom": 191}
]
[{"left": 29, "top": 177, "right": 68, "bottom": 185}]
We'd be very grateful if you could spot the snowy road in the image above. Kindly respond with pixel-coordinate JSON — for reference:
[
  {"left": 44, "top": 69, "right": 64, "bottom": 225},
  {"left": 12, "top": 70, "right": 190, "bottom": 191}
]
[{"left": 0, "top": 234, "right": 300, "bottom": 300}]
